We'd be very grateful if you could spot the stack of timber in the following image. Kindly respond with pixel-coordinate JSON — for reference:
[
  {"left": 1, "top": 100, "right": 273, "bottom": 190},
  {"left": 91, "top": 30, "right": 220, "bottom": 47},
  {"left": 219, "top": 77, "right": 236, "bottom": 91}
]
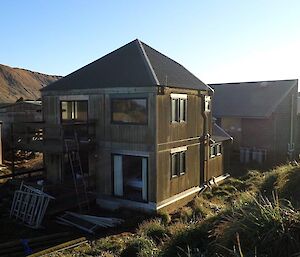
[
  {"left": 28, "top": 236, "right": 88, "bottom": 257},
  {"left": 0, "top": 232, "right": 75, "bottom": 257},
  {"left": 57, "top": 211, "right": 124, "bottom": 234}
]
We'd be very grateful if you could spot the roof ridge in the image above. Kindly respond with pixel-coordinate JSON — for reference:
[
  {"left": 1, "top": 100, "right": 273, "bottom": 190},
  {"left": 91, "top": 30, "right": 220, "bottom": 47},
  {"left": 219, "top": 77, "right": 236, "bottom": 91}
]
[
  {"left": 140, "top": 41, "right": 210, "bottom": 90},
  {"left": 136, "top": 39, "right": 160, "bottom": 85},
  {"left": 140, "top": 42, "right": 194, "bottom": 80},
  {"left": 209, "top": 79, "right": 298, "bottom": 86}
]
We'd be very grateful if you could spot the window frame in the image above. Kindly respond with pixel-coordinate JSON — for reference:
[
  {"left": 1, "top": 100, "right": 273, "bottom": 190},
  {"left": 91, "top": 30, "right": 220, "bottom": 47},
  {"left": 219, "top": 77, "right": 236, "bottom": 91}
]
[
  {"left": 170, "top": 146, "right": 187, "bottom": 178},
  {"left": 110, "top": 97, "right": 148, "bottom": 125},
  {"left": 170, "top": 94, "right": 187, "bottom": 123},
  {"left": 60, "top": 100, "right": 88, "bottom": 123},
  {"left": 204, "top": 96, "right": 211, "bottom": 113},
  {"left": 210, "top": 143, "right": 222, "bottom": 159}
]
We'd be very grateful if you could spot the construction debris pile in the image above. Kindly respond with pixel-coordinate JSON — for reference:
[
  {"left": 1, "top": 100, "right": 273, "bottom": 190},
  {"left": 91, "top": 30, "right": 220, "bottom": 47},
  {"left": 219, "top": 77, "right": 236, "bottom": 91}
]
[
  {"left": 57, "top": 211, "right": 124, "bottom": 234},
  {"left": 10, "top": 182, "right": 55, "bottom": 228}
]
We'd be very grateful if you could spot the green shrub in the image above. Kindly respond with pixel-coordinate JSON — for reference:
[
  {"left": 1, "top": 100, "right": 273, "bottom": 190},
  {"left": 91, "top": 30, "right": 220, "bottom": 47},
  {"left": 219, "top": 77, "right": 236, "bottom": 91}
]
[{"left": 120, "top": 236, "right": 158, "bottom": 257}]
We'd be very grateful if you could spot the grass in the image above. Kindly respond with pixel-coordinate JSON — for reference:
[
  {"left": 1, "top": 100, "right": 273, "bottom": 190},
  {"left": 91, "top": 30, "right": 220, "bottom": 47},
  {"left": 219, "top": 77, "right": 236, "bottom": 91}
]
[
  {"left": 54, "top": 164, "right": 300, "bottom": 257},
  {"left": 137, "top": 219, "right": 169, "bottom": 243},
  {"left": 120, "top": 236, "right": 158, "bottom": 257}
]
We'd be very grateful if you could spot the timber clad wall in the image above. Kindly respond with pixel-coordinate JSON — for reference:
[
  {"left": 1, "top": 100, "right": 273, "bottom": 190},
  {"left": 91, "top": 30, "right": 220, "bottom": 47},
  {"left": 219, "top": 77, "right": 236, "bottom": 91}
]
[
  {"left": 211, "top": 79, "right": 298, "bottom": 164},
  {"left": 240, "top": 88, "right": 298, "bottom": 162},
  {"left": 208, "top": 155, "right": 223, "bottom": 178},
  {"left": 273, "top": 87, "right": 298, "bottom": 161},
  {"left": 0, "top": 102, "right": 42, "bottom": 148},
  {"left": 220, "top": 117, "right": 241, "bottom": 150},
  {"left": 157, "top": 145, "right": 200, "bottom": 202},
  {"left": 241, "top": 118, "right": 274, "bottom": 152},
  {"left": 42, "top": 87, "right": 158, "bottom": 203},
  {"left": 208, "top": 141, "right": 231, "bottom": 178},
  {"left": 42, "top": 85, "right": 210, "bottom": 207},
  {"left": 156, "top": 88, "right": 204, "bottom": 203}
]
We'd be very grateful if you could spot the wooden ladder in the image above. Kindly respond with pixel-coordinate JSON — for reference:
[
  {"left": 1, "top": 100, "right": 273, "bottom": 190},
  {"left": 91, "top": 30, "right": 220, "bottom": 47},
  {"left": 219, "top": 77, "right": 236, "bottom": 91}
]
[{"left": 64, "top": 133, "right": 90, "bottom": 213}]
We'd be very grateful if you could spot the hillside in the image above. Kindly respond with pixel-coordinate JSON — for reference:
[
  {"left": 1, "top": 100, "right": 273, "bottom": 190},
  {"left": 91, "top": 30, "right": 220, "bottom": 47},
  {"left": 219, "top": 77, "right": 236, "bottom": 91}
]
[
  {"left": 0, "top": 64, "right": 61, "bottom": 103},
  {"left": 48, "top": 164, "right": 300, "bottom": 257}
]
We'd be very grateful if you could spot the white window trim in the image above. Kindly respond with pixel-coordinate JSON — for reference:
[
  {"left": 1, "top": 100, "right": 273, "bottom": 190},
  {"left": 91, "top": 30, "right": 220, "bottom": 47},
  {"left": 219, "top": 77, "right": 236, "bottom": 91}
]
[
  {"left": 171, "top": 94, "right": 187, "bottom": 123},
  {"left": 59, "top": 95, "right": 89, "bottom": 101},
  {"left": 216, "top": 144, "right": 222, "bottom": 156},
  {"left": 171, "top": 147, "right": 187, "bottom": 178},
  {"left": 171, "top": 146, "right": 188, "bottom": 154},
  {"left": 210, "top": 143, "right": 222, "bottom": 158},
  {"left": 204, "top": 95, "right": 211, "bottom": 112},
  {"left": 170, "top": 93, "right": 187, "bottom": 99}
]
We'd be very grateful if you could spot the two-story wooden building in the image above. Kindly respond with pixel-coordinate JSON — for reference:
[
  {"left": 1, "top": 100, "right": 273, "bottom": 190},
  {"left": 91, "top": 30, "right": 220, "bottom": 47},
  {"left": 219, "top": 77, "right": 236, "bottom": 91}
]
[{"left": 13, "top": 39, "right": 222, "bottom": 212}]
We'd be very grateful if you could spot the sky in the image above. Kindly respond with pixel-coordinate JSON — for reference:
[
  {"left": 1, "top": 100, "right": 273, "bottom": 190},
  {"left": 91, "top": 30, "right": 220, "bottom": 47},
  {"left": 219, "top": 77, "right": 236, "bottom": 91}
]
[{"left": 1, "top": 1, "right": 300, "bottom": 84}]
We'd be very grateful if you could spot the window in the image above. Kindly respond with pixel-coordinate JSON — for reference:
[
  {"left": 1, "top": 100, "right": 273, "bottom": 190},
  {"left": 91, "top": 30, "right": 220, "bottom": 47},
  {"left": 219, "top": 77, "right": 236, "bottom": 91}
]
[
  {"left": 171, "top": 94, "right": 187, "bottom": 122},
  {"left": 210, "top": 143, "right": 222, "bottom": 158},
  {"left": 61, "top": 101, "right": 88, "bottom": 122},
  {"left": 111, "top": 98, "right": 147, "bottom": 124},
  {"left": 204, "top": 96, "right": 211, "bottom": 112},
  {"left": 240, "top": 147, "right": 267, "bottom": 164},
  {"left": 171, "top": 147, "right": 187, "bottom": 177}
]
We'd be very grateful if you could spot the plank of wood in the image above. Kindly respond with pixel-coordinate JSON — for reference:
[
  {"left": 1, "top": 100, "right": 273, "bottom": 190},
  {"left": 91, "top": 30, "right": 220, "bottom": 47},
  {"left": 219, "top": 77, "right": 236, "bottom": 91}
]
[{"left": 28, "top": 237, "right": 87, "bottom": 257}]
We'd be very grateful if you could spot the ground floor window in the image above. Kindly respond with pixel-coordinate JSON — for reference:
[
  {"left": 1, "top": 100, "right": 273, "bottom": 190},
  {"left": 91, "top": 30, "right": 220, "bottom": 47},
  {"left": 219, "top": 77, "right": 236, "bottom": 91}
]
[
  {"left": 240, "top": 147, "right": 267, "bottom": 163},
  {"left": 112, "top": 154, "right": 148, "bottom": 202},
  {"left": 210, "top": 143, "right": 222, "bottom": 158},
  {"left": 171, "top": 146, "right": 187, "bottom": 177}
]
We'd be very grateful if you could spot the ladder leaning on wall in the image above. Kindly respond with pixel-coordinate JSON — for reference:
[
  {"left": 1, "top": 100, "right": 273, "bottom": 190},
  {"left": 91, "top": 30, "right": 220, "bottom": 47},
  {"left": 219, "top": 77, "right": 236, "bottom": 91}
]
[{"left": 64, "top": 133, "right": 90, "bottom": 212}]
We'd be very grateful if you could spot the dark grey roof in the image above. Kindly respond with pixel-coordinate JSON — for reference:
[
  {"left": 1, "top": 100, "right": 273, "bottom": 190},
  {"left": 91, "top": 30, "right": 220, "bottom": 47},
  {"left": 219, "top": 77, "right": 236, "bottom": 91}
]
[
  {"left": 212, "top": 122, "right": 233, "bottom": 142},
  {"left": 210, "top": 80, "right": 298, "bottom": 118},
  {"left": 43, "top": 39, "right": 208, "bottom": 92}
]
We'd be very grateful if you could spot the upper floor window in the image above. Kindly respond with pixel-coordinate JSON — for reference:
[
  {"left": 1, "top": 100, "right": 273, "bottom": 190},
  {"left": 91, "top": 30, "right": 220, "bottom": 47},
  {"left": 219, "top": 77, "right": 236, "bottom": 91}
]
[
  {"left": 171, "top": 146, "right": 187, "bottom": 177},
  {"left": 171, "top": 94, "right": 187, "bottom": 123},
  {"left": 111, "top": 98, "right": 148, "bottom": 124},
  {"left": 61, "top": 101, "right": 88, "bottom": 123},
  {"left": 204, "top": 96, "right": 211, "bottom": 113}
]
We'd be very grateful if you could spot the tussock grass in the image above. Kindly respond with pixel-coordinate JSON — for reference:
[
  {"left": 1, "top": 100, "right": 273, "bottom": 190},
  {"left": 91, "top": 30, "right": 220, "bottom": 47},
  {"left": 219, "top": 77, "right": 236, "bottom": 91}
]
[
  {"left": 137, "top": 219, "right": 169, "bottom": 243},
  {"left": 120, "top": 236, "right": 158, "bottom": 257},
  {"left": 213, "top": 193, "right": 300, "bottom": 257},
  {"left": 159, "top": 221, "right": 210, "bottom": 257},
  {"left": 56, "top": 164, "right": 300, "bottom": 257}
]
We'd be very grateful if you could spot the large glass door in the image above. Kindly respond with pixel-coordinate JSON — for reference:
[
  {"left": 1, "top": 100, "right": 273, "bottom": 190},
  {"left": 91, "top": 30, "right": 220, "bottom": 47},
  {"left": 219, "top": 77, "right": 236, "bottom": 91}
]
[{"left": 113, "top": 154, "right": 148, "bottom": 202}]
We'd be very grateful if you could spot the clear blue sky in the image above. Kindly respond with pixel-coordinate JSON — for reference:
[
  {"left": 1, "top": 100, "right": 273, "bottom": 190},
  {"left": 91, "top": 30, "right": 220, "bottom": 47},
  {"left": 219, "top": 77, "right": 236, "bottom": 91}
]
[{"left": 1, "top": 1, "right": 300, "bottom": 83}]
